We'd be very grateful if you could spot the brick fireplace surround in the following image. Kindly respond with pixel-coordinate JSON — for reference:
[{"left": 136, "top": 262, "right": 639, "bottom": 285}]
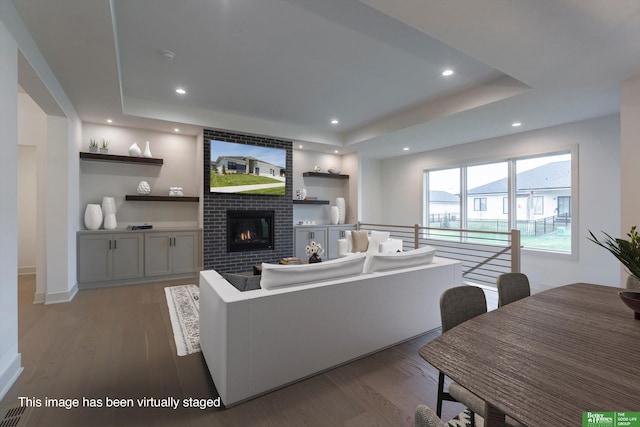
[{"left": 202, "top": 129, "right": 293, "bottom": 273}]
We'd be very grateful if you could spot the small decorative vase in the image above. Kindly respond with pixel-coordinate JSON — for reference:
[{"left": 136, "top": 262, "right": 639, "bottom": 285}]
[
  {"left": 84, "top": 204, "right": 103, "bottom": 230},
  {"left": 309, "top": 253, "right": 322, "bottom": 263},
  {"left": 101, "top": 197, "right": 117, "bottom": 230},
  {"left": 300, "top": 188, "right": 307, "bottom": 200},
  {"left": 137, "top": 181, "right": 151, "bottom": 195},
  {"left": 89, "top": 146, "right": 98, "bottom": 153},
  {"left": 336, "top": 197, "right": 346, "bottom": 224},
  {"left": 330, "top": 206, "right": 339, "bottom": 225},
  {"left": 100, "top": 148, "right": 108, "bottom": 154},
  {"left": 129, "top": 142, "right": 141, "bottom": 157},
  {"left": 143, "top": 141, "right": 152, "bottom": 158}
]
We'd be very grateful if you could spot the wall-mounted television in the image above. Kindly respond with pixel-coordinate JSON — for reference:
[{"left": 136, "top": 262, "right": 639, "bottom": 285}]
[{"left": 209, "top": 140, "right": 286, "bottom": 195}]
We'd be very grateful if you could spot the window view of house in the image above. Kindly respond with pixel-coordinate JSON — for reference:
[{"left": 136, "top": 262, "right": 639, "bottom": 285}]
[{"left": 424, "top": 152, "right": 572, "bottom": 253}]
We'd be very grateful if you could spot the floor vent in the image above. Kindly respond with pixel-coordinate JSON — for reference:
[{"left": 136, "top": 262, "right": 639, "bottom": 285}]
[{"left": 0, "top": 406, "right": 26, "bottom": 427}]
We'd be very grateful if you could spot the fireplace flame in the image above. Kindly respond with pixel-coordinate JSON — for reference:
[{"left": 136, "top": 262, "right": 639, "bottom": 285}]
[{"left": 239, "top": 230, "right": 253, "bottom": 241}]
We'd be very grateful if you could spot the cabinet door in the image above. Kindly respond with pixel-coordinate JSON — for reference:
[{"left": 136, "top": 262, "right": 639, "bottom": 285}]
[
  {"left": 172, "top": 231, "right": 200, "bottom": 274},
  {"left": 294, "top": 227, "right": 327, "bottom": 260},
  {"left": 145, "top": 233, "right": 173, "bottom": 277},
  {"left": 327, "top": 225, "right": 356, "bottom": 259},
  {"left": 78, "top": 234, "right": 112, "bottom": 283},
  {"left": 112, "top": 233, "right": 144, "bottom": 280}
]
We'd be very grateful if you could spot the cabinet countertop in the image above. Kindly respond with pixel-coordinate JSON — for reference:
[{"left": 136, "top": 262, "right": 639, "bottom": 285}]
[{"left": 77, "top": 227, "right": 202, "bottom": 234}]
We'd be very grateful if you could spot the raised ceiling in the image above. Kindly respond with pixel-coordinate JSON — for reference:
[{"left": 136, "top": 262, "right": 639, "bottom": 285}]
[{"left": 13, "top": 0, "right": 640, "bottom": 158}]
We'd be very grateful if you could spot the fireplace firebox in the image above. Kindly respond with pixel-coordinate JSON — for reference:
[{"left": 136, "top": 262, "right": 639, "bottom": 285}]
[{"left": 227, "top": 210, "right": 274, "bottom": 252}]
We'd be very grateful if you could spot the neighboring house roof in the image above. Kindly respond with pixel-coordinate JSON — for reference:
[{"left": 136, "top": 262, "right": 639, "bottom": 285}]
[
  {"left": 429, "top": 190, "right": 459, "bottom": 203},
  {"left": 213, "top": 156, "right": 283, "bottom": 169},
  {"left": 468, "top": 160, "right": 570, "bottom": 195}
]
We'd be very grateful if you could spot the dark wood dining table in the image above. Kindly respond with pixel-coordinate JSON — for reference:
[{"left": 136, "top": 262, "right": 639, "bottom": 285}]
[{"left": 419, "top": 283, "right": 640, "bottom": 426}]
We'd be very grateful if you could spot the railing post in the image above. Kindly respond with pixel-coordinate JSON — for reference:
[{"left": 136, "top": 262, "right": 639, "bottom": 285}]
[
  {"left": 511, "top": 229, "right": 521, "bottom": 273},
  {"left": 414, "top": 224, "right": 420, "bottom": 249}
]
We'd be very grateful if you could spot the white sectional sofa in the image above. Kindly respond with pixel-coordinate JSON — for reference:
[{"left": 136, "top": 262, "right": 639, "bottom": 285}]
[{"left": 199, "top": 249, "right": 462, "bottom": 407}]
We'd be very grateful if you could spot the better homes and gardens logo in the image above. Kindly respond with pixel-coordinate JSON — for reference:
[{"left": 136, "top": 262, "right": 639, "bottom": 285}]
[{"left": 583, "top": 412, "right": 640, "bottom": 427}]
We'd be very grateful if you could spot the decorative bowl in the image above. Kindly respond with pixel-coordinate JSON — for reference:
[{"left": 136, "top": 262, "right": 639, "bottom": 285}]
[
  {"left": 328, "top": 167, "right": 341, "bottom": 174},
  {"left": 619, "top": 291, "right": 640, "bottom": 320}
]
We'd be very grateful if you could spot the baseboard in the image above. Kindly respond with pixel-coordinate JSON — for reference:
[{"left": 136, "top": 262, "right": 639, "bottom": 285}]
[
  {"left": 32, "top": 292, "right": 45, "bottom": 304},
  {"left": 44, "top": 283, "right": 78, "bottom": 305},
  {"left": 17, "top": 266, "right": 35, "bottom": 276},
  {"left": 0, "top": 353, "right": 23, "bottom": 402}
]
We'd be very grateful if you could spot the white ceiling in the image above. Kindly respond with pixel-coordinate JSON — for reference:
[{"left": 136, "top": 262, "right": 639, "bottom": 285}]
[{"left": 13, "top": 0, "right": 640, "bottom": 158}]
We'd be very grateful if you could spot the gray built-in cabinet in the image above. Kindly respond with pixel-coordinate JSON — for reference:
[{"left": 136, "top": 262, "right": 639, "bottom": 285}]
[
  {"left": 294, "top": 224, "right": 355, "bottom": 260},
  {"left": 145, "top": 230, "right": 201, "bottom": 277},
  {"left": 77, "top": 228, "right": 202, "bottom": 288}
]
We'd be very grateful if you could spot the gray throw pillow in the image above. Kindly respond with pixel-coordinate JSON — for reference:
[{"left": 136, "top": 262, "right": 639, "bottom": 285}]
[{"left": 221, "top": 273, "right": 248, "bottom": 291}]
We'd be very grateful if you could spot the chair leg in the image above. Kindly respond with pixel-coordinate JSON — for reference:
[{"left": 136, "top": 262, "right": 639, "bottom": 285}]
[
  {"left": 436, "top": 371, "right": 445, "bottom": 417},
  {"left": 470, "top": 411, "right": 476, "bottom": 427}
]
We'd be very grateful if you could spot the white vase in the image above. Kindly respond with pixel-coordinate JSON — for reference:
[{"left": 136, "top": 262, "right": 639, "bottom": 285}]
[
  {"left": 300, "top": 188, "right": 307, "bottom": 200},
  {"left": 330, "top": 206, "right": 339, "bottom": 225},
  {"left": 143, "top": 141, "right": 152, "bottom": 158},
  {"left": 103, "top": 213, "right": 117, "bottom": 230},
  {"left": 84, "top": 204, "right": 103, "bottom": 230},
  {"left": 101, "top": 196, "right": 116, "bottom": 215},
  {"left": 336, "top": 197, "right": 346, "bottom": 224},
  {"left": 128, "top": 142, "right": 141, "bottom": 157},
  {"left": 101, "top": 197, "right": 116, "bottom": 229},
  {"left": 137, "top": 181, "right": 151, "bottom": 195}
]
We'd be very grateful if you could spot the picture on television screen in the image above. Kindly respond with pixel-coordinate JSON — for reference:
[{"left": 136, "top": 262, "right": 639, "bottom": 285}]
[{"left": 209, "top": 140, "right": 286, "bottom": 195}]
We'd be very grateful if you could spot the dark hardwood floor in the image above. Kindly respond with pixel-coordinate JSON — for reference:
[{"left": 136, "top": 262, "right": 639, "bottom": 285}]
[{"left": 1, "top": 275, "right": 477, "bottom": 427}]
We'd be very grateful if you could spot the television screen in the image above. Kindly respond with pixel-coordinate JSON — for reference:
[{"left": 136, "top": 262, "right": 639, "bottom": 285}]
[{"left": 209, "top": 140, "right": 286, "bottom": 195}]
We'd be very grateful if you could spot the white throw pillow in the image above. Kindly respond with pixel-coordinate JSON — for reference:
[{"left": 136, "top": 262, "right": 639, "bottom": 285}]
[
  {"left": 344, "top": 230, "right": 353, "bottom": 253},
  {"left": 260, "top": 253, "right": 367, "bottom": 290},
  {"left": 364, "top": 245, "right": 436, "bottom": 273},
  {"left": 367, "top": 231, "right": 390, "bottom": 254}
]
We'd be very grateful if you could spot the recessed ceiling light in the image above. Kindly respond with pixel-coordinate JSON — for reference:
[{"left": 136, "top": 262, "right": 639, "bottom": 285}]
[
  {"left": 175, "top": 88, "right": 186, "bottom": 95},
  {"left": 174, "top": 128, "right": 180, "bottom": 132},
  {"left": 330, "top": 119, "right": 339, "bottom": 125},
  {"left": 106, "top": 119, "right": 113, "bottom": 124},
  {"left": 512, "top": 122, "right": 522, "bottom": 127},
  {"left": 298, "top": 145, "right": 303, "bottom": 149},
  {"left": 403, "top": 147, "right": 410, "bottom": 151},
  {"left": 334, "top": 150, "right": 339, "bottom": 154},
  {"left": 442, "top": 69, "right": 454, "bottom": 77}
]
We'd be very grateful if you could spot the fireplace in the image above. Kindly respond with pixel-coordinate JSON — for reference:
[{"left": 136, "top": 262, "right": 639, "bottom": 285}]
[{"left": 227, "top": 210, "right": 274, "bottom": 252}]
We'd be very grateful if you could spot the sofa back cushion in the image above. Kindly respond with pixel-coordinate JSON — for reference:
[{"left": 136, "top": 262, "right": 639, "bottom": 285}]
[
  {"left": 365, "top": 245, "right": 436, "bottom": 273},
  {"left": 260, "top": 253, "right": 367, "bottom": 290}
]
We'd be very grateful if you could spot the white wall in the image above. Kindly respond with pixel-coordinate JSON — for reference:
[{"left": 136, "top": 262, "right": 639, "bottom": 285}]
[
  {"left": 17, "top": 91, "right": 46, "bottom": 275},
  {"left": 81, "top": 123, "right": 199, "bottom": 228},
  {"left": 621, "top": 74, "right": 640, "bottom": 284},
  {"left": 358, "top": 156, "right": 383, "bottom": 224},
  {"left": 0, "top": 17, "right": 23, "bottom": 402},
  {"left": 292, "top": 149, "right": 350, "bottom": 225},
  {"left": 377, "top": 115, "right": 621, "bottom": 291},
  {"left": 18, "top": 146, "right": 36, "bottom": 274}
]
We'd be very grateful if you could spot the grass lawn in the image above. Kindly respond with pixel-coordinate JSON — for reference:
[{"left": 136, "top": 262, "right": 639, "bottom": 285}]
[{"left": 210, "top": 172, "right": 282, "bottom": 186}]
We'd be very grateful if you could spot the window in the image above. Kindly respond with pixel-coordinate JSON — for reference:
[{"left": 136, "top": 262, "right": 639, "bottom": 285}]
[
  {"left": 474, "top": 198, "right": 487, "bottom": 211},
  {"left": 425, "top": 167, "right": 460, "bottom": 228},
  {"left": 424, "top": 151, "right": 573, "bottom": 253}
]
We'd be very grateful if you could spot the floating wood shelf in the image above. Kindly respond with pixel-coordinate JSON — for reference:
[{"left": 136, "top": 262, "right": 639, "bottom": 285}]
[
  {"left": 293, "top": 199, "right": 330, "bottom": 205},
  {"left": 302, "top": 172, "right": 349, "bottom": 179},
  {"left": 80, "top": 152, "right": 163, "bottom": 165},
  {"left": 125, "top": 195, "right": 199, "bottom": 202}
]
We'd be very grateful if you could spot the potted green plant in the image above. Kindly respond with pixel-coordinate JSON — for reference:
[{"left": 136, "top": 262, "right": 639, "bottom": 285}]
[
  {"left": 588, "top": 226, "right": 640, "bottom": 284},
  {"left": 100, "top": 139, "right": 110, "bottom": 154},
  {"left": 89, "top": 139, "right": 98, "bottom": 153}
]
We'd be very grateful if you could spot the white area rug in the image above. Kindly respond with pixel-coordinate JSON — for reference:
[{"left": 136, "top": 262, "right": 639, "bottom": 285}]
[{"left": 164, "top": 284, "right": 200, "bottom": 356}]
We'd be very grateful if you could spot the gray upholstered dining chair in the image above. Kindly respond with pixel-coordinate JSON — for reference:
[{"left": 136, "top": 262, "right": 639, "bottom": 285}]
[
  {"left": 497, "top": 272, "right": 531, "bottom": 307},
  {"left": 436, "top": 285, "right": 487, "bottom": 426},
  {"left": 627, "top": 275, "right": 640, "bottom": 290},
  {"left": 415, "top": 404, "right": 479, "bottom": 427}
]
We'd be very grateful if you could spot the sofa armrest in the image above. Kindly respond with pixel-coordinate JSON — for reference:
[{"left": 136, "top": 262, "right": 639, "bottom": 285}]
[{"left": 379, "top": 238, "right": 403, "bottom": 253}]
